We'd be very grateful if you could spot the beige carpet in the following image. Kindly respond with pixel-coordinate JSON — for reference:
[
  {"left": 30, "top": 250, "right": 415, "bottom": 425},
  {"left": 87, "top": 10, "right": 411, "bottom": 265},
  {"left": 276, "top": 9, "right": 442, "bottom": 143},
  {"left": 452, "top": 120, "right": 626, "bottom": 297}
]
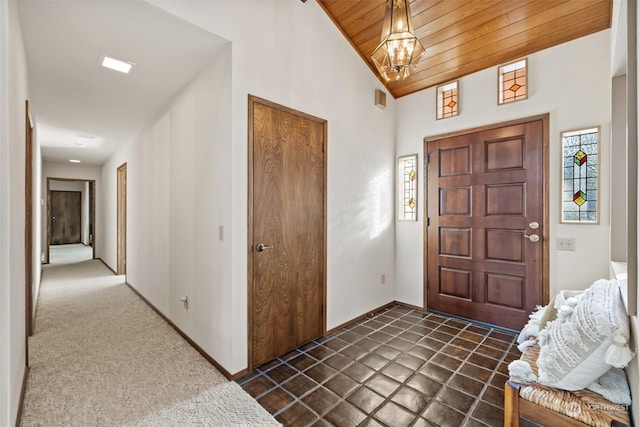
[{"left": 21, "top": 260, "right": 279, "bottom": 426}]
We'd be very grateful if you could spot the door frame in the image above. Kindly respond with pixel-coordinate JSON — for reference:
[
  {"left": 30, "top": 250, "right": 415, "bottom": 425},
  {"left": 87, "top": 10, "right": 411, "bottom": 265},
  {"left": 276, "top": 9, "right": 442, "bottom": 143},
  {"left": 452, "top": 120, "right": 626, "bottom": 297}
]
[
  {"left": 247, "top": 95, "right": 328, "bottom": 370},
  {"left": 46, "top": 177, "right": 97, "bottom": 263},
  {"left": 117, "top": 163, "right": 127, "bottom": 275},
  {"left": 25, "top": 100, "right": 33, "bottom": 364},
  {"left": 423, "top": 113, "right": 550, "bottom": 311}
]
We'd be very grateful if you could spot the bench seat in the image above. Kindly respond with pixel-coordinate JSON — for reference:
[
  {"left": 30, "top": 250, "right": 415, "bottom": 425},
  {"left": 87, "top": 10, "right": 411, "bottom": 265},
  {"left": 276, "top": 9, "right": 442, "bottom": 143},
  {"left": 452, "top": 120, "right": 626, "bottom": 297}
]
[{"left": 504, "top": 344, "right": 631, "bottom": 427}]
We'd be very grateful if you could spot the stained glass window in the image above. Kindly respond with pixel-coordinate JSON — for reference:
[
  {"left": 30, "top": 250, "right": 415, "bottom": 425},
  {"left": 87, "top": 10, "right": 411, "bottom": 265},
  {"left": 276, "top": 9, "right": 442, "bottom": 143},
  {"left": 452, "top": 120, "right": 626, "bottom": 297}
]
[
  {"left": 398, "top": 154, "right": 418, "bottom": 221},
  {"left": 498, "top": 59, "right": 527, "bottom": 105},
  {"left": 561, "top": 127, "right": 599, "bottom": 223},
  {"left": 436, "top": 81, "right": 459, "bottom": 119}
]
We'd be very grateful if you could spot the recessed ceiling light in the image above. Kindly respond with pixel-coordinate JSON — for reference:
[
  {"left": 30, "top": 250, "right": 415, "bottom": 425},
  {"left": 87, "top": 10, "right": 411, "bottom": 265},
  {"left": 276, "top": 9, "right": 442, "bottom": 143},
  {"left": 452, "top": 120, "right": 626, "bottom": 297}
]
[
  {"left": 69, "top": 159, "right": 81, "bottom": 163},
  {"left": 101, "top": 56, "right": 134, "bottom": 74}
]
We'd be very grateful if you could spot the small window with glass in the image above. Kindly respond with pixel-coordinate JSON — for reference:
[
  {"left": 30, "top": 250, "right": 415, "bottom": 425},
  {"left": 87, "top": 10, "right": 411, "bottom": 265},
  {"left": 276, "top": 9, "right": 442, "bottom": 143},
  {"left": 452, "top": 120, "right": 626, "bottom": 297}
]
[
  {"left": 436, "top": 81, "right": 459, "bottom": 120},
  {"left": 398, "top": 154, "right": 418, "bottom": 221},
  {"left": 498, "top": 59, "right": 527, "bottom": 105}
]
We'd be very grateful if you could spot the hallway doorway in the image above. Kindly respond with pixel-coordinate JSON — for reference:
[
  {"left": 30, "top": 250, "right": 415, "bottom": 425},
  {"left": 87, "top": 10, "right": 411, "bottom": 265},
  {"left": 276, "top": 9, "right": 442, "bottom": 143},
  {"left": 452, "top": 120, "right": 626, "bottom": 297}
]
[
  {"left": 117, "top": 163, "right": 127, "bottom": 275},
  {"left": 46, "top": 178, "right": 96, "bottom": 264}
]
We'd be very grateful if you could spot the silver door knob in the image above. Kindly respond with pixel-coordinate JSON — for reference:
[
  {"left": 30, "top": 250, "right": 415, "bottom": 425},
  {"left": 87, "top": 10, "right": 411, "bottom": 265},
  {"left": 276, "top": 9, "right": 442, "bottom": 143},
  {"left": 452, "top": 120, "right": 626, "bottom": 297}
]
[
  {"left": 256, "top": 243, "right": 274, "bottom": 252},
  {"left": 523, "top": 234, "right": 540, "bottom": 243}
]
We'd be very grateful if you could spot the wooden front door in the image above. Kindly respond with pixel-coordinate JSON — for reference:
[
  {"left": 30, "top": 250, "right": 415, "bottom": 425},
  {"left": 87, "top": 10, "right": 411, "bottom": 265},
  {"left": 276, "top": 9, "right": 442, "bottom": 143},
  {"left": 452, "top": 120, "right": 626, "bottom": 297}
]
[
  {"left": 50, "top": 191, "right": 82, "bottom": 245},
  {"left": 426, "top": 115, "right": 548, "bottom": 330},
  {"left": 248, "top": 96, "right": 327, "bottom": 368}
]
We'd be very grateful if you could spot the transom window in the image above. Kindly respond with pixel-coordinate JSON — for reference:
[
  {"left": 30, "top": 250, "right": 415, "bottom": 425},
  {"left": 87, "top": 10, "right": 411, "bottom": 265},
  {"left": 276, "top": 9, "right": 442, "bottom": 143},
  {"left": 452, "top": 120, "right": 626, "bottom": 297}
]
[
  {"left": 498, "top": 59, "right": 527, "bottom": 105},
  {"left": 436, "top": 81, "right": 459, "bottom": 119}
]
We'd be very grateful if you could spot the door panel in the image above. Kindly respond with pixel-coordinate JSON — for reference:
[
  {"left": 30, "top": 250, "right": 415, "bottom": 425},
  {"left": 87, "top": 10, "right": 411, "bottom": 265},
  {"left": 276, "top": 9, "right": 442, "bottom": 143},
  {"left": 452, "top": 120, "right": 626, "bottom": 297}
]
[
  {"left": 249, "top": 96, "right": 326, "bottom": 367},
  {"left": 427, "top": 117, "right": 546, "bottom": 330},
  {"left": 50, "top": 191, "right": 82, "bottom": 244}
]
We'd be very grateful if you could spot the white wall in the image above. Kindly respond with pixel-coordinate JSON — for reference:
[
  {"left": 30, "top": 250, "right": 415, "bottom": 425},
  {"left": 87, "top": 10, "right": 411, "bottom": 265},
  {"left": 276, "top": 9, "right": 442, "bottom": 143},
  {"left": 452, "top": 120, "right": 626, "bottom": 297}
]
[
  {"left": 41, "top": 162, "right": 101, "bottom": 260},
  {"left": 611, "top": 75, "right": 627, "bottom": 262},
  {"left": 0, "top": 1, "right": 28, "bottom": 424},
  {"left": 0, "top": 2, "right": 9, "bottom": 422},
  {"left": 395, "top": 31, "right": 613, "bottom": 306},
  {"left": 32, "top": 126, "right": 41, "bottom": 317},
  {"left": 100, "top": 0, "right": 398, "bottom": 374},
  {"left": 98, "top": 155, "right": 121, "bottom": 271},
  {"left": 628, "top": 0, "right": 640, "bottom": 420},
  {"left": 0, "top": 1, "right": 11, "bottom": 423}
]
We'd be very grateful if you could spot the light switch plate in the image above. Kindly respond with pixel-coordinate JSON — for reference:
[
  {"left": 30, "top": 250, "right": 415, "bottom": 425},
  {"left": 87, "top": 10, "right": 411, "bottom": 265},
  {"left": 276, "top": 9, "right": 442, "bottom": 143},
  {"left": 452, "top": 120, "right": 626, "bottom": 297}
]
[{"left": 557, "top": 237, "right": 575, "bottom": 251}]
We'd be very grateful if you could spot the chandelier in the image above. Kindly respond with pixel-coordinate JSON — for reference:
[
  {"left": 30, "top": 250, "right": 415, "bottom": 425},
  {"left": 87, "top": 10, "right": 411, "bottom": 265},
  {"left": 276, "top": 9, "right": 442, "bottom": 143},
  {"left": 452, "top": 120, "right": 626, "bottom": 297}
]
[{"left": 371, "top": 0, "right": 425, "bottom": 82}]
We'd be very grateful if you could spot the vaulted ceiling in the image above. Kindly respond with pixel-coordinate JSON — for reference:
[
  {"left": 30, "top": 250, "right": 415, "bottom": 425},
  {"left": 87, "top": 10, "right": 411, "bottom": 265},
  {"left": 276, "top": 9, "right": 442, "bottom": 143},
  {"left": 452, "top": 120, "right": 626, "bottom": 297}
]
[{"left": 317, "top": 0, "right": 612, "bottom": 98}]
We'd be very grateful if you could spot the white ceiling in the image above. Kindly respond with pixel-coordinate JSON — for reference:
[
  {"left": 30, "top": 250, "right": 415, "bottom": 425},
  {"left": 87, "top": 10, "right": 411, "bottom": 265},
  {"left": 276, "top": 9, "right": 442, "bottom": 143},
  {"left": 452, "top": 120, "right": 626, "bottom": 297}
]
[{"left": 18, "top": 0, "right": 228, "bottom": 166}]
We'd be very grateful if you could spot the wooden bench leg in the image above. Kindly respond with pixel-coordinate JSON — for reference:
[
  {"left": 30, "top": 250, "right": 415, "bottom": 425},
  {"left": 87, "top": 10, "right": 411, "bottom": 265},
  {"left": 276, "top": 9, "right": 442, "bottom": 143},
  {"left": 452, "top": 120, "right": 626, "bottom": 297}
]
[{"left": 504, "top": 381, "right": 521, "bottom": 427}]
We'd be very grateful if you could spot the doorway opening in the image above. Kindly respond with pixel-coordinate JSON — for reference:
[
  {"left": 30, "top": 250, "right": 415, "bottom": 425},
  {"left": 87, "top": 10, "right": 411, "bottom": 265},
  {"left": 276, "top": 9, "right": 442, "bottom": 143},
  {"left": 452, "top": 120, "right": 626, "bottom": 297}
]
[
  {"left": 46, "top": 177, "right": 96, "bottom": 265},
  {"left": 117, "top": 163, "right": 127, "bottom": 276}
]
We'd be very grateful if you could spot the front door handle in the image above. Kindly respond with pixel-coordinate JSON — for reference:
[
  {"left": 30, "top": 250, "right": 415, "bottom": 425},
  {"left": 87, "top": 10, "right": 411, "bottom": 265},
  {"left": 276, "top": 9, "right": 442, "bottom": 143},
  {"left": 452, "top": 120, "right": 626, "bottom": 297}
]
[
  {"left": 523, "top": 234, "right": 540, "bottom": 243},
  {"left": 256, "top": 243, "right": 274, "bottom": 252}
]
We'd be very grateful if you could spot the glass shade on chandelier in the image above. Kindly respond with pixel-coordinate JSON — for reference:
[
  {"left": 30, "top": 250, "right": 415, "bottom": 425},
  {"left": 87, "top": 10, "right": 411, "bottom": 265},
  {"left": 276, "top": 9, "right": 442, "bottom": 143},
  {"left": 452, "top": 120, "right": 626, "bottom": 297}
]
[{"left": 371, "top": 0, "right": 425, "bottom": 82}]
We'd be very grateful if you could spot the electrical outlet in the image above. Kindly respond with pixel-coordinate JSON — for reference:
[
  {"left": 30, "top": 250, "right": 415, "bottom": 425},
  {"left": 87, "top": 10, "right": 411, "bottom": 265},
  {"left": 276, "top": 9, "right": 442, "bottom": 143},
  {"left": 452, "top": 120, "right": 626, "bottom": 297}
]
[
  {"left": 381, "top": 274, "right": 386, "bottom": 284},
  {"left": 556, "top": 237, "right": 575, "bottom": 251}
]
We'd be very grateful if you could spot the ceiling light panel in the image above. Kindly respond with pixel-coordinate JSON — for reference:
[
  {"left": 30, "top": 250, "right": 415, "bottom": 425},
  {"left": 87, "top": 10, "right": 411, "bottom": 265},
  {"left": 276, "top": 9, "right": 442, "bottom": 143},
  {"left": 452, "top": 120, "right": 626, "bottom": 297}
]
[{"left": 101, "top": 56, "right": 134, "bottom": 74}]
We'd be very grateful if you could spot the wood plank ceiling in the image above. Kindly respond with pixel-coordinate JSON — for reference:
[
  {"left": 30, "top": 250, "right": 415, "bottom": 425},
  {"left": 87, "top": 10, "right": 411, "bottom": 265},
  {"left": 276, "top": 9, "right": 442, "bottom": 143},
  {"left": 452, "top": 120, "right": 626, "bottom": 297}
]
[{"left": 316, "top": 0, "right": 612, "bottom": 98}]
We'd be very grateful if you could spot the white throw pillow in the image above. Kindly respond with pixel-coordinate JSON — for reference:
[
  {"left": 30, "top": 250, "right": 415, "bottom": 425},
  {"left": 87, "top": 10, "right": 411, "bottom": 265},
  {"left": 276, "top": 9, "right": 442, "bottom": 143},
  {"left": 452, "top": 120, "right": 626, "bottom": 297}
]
[
  {"left": 516, "top": 289, "right": 584, "bottom": 345},
  {"left": 537, "top": 279, "right": 634, "bottom": 391}
]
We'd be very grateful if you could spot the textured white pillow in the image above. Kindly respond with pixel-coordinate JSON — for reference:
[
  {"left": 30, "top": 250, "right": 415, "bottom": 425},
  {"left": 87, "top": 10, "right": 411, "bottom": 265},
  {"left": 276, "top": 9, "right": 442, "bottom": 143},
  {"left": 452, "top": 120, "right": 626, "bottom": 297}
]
[
  {"left": 537, "top": 279, "right": 633, "bottom": 391},
  {"left": 516, "top": 289, "right": 584, "bottom": 346}
]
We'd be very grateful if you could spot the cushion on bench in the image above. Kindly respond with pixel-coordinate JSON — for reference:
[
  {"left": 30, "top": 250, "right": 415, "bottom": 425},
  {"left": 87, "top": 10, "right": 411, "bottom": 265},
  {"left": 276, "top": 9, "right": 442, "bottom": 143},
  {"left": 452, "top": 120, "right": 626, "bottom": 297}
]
[
  {"left": 509, "top": 344, "right": 631, "bottom": 427},
  {"left": 537, "top": 279, "right": 634, "bottom": 390}
]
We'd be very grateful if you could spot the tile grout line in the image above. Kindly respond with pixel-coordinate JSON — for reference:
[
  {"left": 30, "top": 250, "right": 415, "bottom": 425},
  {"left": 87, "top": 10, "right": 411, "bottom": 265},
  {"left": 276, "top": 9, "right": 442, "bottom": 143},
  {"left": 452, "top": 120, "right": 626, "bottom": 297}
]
[
  {"left": 240, "top": 306, "right": 519, "bottom": 427},
  {"left": 459, "top": 326, "right": 520, "bottom": 426}
]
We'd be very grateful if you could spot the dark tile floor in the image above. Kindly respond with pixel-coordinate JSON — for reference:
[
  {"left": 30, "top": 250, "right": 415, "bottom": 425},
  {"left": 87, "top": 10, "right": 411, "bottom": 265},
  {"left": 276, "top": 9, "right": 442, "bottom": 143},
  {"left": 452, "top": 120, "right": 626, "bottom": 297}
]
[{"left": 237, "top": 305, "right": 526, "bottom": 427}]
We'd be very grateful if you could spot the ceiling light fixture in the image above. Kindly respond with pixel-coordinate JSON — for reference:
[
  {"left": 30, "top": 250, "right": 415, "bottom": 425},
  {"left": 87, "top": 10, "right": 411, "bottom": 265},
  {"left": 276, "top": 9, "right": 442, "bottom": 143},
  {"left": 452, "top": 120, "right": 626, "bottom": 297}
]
[
  {"left": 69, "top": 159, "right": 81, "bottom": 163},
  {"left": 101, "top": 56, "right": 134, "bottom": 74},
  {"left": 76, "top": 133, "right": 95, "bottom": 139},
  {"left": 371, "top": 0, "right": 425, "bottom": 82}
]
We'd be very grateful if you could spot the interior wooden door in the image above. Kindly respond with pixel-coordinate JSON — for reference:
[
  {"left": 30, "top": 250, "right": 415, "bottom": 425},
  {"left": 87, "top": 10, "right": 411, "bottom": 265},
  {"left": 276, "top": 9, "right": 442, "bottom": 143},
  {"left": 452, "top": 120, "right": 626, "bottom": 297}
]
[
  {"left": 249, "top": 95, "right": 326, "bottom": 368},
  {"left": 426, "top": 116, "right": 547, "bottom": 330},
  {"left": 117, "top": 163, "right": 127, "bottom": 275},
  {"left": 50, "top": 191, "right": 82, "bottom": 244}
]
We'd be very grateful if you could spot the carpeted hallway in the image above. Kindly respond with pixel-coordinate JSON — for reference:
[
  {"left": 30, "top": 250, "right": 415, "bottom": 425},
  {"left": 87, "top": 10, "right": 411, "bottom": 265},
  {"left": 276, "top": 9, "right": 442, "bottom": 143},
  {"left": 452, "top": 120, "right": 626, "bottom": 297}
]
[{"left": 21, "top": 259, "right": 279, "bottom": 426}]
